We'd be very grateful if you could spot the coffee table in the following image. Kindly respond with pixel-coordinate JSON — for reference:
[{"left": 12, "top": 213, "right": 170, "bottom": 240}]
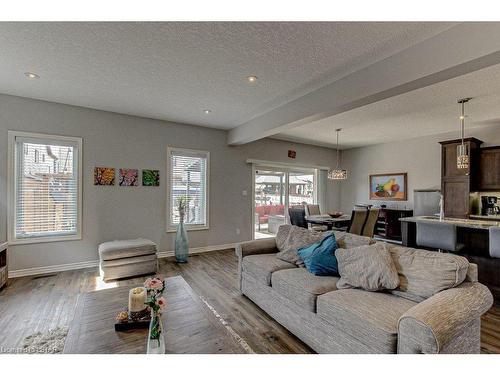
[{"left": 63, "top": 276, "right": 249, "bottom": 354}]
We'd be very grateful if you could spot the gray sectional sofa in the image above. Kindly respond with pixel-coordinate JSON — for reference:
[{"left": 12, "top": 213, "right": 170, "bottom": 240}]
[{"left": 236, "top": 228, "right": 493, "bottom": 354}]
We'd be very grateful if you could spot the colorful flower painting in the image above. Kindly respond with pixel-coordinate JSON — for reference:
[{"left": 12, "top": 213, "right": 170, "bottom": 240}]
[
  {"left": 119, "top": 168, "right": 139, "bottom": 186},
  {"left": 142, "top": 169, "right": 160, "bottom": 186},
  {"left": 369, "top": 173, "right": 407, "bottom": 201},
  {"left": 94, "top": 167, "right": 115, "bottom": 186}
]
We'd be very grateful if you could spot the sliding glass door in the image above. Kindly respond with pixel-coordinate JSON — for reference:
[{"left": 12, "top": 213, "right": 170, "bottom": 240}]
[{"left": 254, "top": 166, "right": 317, "bottom": 239}]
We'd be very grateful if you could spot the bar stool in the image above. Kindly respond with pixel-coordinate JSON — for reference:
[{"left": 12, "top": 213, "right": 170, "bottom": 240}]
[
  {"left": 416, "top": 221, "right": 465, "bottom": 253},
  {"left": 489, "top": 226, "right": 500, "bottom": 258}
]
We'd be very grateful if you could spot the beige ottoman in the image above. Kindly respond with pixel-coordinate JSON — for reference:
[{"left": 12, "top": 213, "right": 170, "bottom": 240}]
[{"left": 99, "top": 238, "right": 158, "bottom": 281}]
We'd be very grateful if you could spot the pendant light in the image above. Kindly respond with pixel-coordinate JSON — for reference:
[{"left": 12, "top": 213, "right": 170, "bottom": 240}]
[
  {"left": 457, "top": 98, "right": 471, "bottom": 169},
  {"left": 328, "top": 128, "right": 347, "bottom": 180}
]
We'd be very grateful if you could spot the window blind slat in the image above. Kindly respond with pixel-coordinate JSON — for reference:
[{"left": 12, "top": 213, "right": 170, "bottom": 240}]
[
  {"left": 169, "top": 149, "right": 208, "bottom": 228},
  {"left": 14, "top": 139, "right": 79, "bottom": 240}
]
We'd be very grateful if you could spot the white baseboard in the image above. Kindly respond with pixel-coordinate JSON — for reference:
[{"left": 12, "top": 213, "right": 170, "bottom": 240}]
[
  {"left": 8, "top": 243, "right": 237, "bottom": 279},
  {"left": 157, "top": 243, "right": 237, "bottom": 259},
  {"left": 8, "top": 260, "right": 99, "bottom": 278}
]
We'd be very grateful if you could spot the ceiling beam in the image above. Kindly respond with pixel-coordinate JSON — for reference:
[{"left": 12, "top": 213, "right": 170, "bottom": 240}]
[{"left": 227, "top": 22, "right": 500, "bottom": 145}]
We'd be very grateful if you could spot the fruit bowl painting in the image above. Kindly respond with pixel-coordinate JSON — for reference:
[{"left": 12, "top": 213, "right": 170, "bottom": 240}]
[{"left": 369, "top": 173, "right": 407, "bottom": 201}]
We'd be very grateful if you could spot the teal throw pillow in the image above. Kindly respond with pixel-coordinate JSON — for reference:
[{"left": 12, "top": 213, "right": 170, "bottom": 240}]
[{"left": 298, "top": 233, "right": 339, "bottom": 276}]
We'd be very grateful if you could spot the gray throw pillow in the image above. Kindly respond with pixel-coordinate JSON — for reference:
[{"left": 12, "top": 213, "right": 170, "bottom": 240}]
[
  {"left": 333, "top": 231, "right": 376, "bottom": 249},
  {"left": 336, "top": 242, "right": 400, "bottom": 291},
  {"left": 275, "top": 225, "right": 328, "bottom": 266}
]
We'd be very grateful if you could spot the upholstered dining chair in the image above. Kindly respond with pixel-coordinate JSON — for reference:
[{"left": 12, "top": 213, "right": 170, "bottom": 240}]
[
  {"left": 288, "top": 206, "right": 308, "bottom": 228},
  {"left": 305, "top": 204, "right": 321, "bottom": 216},
  {"left": 305, "top": 204, "right": 328, "bottom": 231},
  {"left": 347, "top": 209, "right": 369, "bottom": 235},
  {"left": 361, "top": 208, "right": 380, "bottom": 238}
]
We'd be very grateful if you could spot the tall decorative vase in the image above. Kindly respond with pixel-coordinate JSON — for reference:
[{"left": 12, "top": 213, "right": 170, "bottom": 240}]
[
  {"left": 175, "top": 209, "right": 189, "bottom": 263},
  {"left": 147, "top": 310, "right": 165, "bottom": 354}
]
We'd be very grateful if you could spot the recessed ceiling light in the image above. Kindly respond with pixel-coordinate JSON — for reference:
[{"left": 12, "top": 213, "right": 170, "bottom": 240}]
[
  {"left": 24, "top": 72, "right": 40, "bottom": 79},
  {"left": 204, "top": 109, "right": 212, "bottom": 114},
  {"left": 247, "top": 75, "right": 258, "bottom": 83}
]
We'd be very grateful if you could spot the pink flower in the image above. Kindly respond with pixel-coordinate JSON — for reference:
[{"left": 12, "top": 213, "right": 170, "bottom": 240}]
[
  {"left": 157, "top": 297, "right": 167, "bottom": 310},
  {"left": 143, "top": 278, "right": 154, "bottom": 289},
  {"left": 144, "top": 277, "right": 164, "bottom": 291},
  {"left": 150, "top": 278, "right": 164, "bottom": 290}
]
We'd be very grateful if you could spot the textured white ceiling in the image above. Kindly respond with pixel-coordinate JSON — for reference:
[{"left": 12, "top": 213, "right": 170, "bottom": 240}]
[
  {"left": 0, "top": 22, "right": 455, "bottom": 129},
  {"left": 274, "top": 62, "right": 500, "bottom": 149}
]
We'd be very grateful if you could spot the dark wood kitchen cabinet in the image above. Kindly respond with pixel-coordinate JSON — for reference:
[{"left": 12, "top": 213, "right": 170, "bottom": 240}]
[
  {"left": 479, "top": 146, "right": 500, "bottom": 190},
  {"left": 439, "top": 138, "right": 482, "bottom": 218}
]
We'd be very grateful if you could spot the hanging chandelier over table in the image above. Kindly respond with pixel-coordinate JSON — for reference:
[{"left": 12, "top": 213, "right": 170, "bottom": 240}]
[{"left": 328, "top": 128, "right": 347, "bottom": 180}]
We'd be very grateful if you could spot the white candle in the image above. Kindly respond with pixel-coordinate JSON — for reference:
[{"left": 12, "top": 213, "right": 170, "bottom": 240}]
[{"left": 128, "top": 287, "right": 146, "bottom": 312}]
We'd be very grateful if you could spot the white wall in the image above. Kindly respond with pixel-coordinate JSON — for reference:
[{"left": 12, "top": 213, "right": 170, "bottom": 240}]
[
  {"left": 0, "top": 94, "right": 341, "bottom": 272},
  {"left": 339, "top": 124, "right": 500, "bottom": 213}
]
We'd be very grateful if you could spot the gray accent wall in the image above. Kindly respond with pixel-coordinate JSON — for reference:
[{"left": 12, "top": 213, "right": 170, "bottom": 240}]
[
  {"left": 0, "top": 94, "right": 340, "bottom": 271},
  {"left": 339, "top": 125, "right": 500, "bottom": 213}
]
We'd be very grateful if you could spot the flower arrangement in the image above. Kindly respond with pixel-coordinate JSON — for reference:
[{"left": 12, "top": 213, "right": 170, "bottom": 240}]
[
  {"left": 176, "top": 196, "right": 189, "bottom": 219},
  {"left": 144, "top": 277, "right": 167, "bottom": 345}
]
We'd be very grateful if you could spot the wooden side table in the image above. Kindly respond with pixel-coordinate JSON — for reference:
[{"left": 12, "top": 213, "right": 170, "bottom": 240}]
[{"left": 0, "top": 242, "right": 7, "bottom": 290}]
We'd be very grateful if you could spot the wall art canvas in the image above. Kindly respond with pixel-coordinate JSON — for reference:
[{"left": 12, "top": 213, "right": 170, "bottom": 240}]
[
  {"left": 369, "top": 173, "right": 407, "bottom": 201},
  {"left": 94, "top": 167, "right": 115, "bottom": 186},
  {"left": 142, "top": 169, "right": 160, "bottom": 186},
  {"left": 119, "top": 168, "right": 139, "bottom": 186}
]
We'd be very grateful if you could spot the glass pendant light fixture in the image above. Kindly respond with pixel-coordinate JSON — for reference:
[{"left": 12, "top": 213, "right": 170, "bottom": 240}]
[
  {"left": 457, "top": 98, "right": 471, "bottom": 169},
  {"left": 328, "top": 128, "right": 347, "bottom": 180}
]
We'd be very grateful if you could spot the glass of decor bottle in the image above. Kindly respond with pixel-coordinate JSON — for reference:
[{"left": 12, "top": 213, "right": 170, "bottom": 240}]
[{"left": 175, "top": 206, "right": 189, "bottom": 263}]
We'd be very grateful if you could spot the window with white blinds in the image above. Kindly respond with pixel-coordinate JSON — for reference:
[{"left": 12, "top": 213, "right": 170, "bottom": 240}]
[
  {"left": 8, "top": 132, "right": 82, "bottom": 244},
  {"left": 167, "top": 147, "right": 209, "bottom": 231}
]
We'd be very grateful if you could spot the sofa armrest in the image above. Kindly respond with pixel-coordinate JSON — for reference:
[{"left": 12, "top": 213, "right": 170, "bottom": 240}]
[
  {"left": 397, "top": 282, "right": 493, "bottom": 354},
  {"left": 235, "top": 238, "right": 278, "bottom": 292},
  {"left": 235, "top": 238, "right": 278, "bottom": 259}
]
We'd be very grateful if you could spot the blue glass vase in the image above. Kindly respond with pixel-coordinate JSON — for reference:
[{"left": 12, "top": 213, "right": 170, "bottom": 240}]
[{"left": 175, "top": 210, "right": 189, "bottom": 263}]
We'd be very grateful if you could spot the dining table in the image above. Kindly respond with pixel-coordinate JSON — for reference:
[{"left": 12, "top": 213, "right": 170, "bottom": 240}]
[{"left": 305, "top": 214, "right": 351, "bottom": 231}]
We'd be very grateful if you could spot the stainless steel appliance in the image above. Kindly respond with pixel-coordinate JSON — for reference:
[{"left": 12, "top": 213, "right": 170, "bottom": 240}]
[
  {"left": 481, "top": 196, "right": 500, "bottom": 216},
  {"left": 413, "top": 189, "right": 441, "bottom": 217}
]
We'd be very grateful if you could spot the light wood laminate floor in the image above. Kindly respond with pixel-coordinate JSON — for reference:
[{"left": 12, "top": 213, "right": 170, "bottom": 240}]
[{"left": 0, "top": 249, "right": 499, "bottom": 354}]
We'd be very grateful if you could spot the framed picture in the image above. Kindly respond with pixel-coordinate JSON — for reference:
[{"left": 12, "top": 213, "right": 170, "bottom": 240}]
[
  {"left": 119, "top": 168, "right": 139, "bottom": 186},
  {"left": 94, "top": 167, "right": 115, "bottom": 186},
  {"left": 142, "top": 169, "right": 160, "bottom": 186},
  {"left": 369, "top": 173, "right": 407, "bottom": 201}
]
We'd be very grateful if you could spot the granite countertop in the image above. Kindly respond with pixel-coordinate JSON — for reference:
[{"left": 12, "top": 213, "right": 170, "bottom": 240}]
[
  {"left": 399, "top": 216, "right": 500, "bottom": 229},
  {"left": 469, "top": 214, "right": 500, "bottom": 221}
]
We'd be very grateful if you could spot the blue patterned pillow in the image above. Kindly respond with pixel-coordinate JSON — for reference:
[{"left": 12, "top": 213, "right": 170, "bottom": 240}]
[{"left": 298, "top": 233, "right": 339, "bottom": 276}]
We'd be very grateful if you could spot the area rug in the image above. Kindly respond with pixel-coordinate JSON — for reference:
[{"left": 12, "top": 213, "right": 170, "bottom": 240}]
[{"left": 22, "top": 327, "right": 68, "bottom": 354}]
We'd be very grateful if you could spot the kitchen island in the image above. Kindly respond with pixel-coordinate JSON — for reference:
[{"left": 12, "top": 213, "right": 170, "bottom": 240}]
[{"left": 400, "top": 216, "right": 500, "bottom": 300}]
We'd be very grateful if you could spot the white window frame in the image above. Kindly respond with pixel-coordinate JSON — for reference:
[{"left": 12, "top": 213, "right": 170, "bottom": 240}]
[
  {"left": 166, "top": 146, "right": 210, "bottom": 233},
  {"left": 7, "top": 131, "right": 83, "bottom": 245}
]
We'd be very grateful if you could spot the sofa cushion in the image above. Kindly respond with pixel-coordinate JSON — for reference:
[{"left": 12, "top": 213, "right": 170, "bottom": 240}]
[
  {"left": 242, "top": 254, "right": 296, "bottom": 286},
  {"left": 333, "top": 231, "right": 376, "bottom": 249},
  {"left": 98, "top": 238, "right": 157, "bottom": 261},
  {"left": 298, "top": 233, "right": 339, "bottom": 276},
  {"left": 272, "top": 268, "right": 339, "bottom": 312},
  {"left": 275, "top": 225, "right": 328, "bottom": 266},
  {"left": 317, "top": 289, "right": 417, "bottom": 353},
  {"left": 336, "top": 242, "right": 400, "bottom": 291},
  {"left": 388, "top": 244, "right": 470, "bottom": 300}
]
